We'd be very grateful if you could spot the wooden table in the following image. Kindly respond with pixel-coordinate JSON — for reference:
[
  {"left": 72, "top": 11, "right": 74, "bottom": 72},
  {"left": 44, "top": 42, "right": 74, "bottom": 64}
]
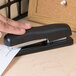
[{"left": 1, "top": 18, "right": 76, "bottom": 76}]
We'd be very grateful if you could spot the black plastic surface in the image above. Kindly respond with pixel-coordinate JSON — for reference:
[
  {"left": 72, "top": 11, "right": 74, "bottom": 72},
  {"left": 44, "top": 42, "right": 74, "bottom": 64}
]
[
  {"left": 16, "top": 37, "right": 73, "bottom": 56},
  {"left": 4, "top": 24, "right": 72, "bottom": 46}
]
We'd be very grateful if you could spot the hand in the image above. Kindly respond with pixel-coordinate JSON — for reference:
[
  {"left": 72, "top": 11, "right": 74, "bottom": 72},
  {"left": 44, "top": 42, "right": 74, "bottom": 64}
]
[{"left": 0, "top": 14, "right": 32, "bottom": 37}]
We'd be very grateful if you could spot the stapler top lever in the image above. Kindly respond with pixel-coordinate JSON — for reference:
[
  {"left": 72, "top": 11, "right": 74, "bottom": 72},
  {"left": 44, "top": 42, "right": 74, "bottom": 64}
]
[
  {"left": 4, "top": 23, "right": 73, "bottom": 56},
  {"left": 4, "top": 24, "right": 73, "bottom": 47}
]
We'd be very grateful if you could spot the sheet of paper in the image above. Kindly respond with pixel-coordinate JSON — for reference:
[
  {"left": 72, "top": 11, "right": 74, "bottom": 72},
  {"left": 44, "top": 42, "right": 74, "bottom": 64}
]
[{"left": 0, "top": 45, "right": 21, "bottom": 75}]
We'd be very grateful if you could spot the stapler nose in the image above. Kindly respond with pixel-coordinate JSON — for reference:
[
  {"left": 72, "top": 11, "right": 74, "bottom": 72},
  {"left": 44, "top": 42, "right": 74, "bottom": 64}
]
[{"left": 4, "top": 23, "right": 73, "bottom": 56}]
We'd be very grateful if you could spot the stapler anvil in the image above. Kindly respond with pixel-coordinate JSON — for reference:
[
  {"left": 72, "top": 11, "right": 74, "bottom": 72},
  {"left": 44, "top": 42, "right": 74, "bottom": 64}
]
[{"left": 4, "top": 24, "right": 73, "bottom": 56}]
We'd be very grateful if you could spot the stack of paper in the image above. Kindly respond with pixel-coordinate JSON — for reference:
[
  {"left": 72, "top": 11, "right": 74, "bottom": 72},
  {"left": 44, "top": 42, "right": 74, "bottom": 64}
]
[{"left": 0, "top": 45, "right": 21, "bottom": 75}]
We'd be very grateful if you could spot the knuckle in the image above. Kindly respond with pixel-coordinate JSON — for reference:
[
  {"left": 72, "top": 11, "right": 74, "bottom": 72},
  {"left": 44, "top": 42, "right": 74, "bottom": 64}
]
[
  {"left": 0, "top": 14, "right": 3, "bottom": 18},
  {"left": 0, "top": 20, "right": 9, "bottom": 30},
  {"left": 0, "top": 21, "right": 5, "bottom": 30},
  {"left": 6, "top": 18, "right": 12, "bottom": 24}
]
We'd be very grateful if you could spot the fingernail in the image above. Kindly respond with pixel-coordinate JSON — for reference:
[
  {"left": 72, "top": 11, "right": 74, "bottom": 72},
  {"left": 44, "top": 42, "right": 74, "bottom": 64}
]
[
  {"left": 20, "top": 29, "right": 25, "bottom": 32},
  {"left": 25, "top": 23, "right": 31, "bottom": 27}
]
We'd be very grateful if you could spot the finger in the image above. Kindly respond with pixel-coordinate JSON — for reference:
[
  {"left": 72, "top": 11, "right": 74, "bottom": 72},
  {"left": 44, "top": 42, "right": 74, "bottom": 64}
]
[
  {"left": 6, "top": 19, "right": 32, "bottom": 29},
  {"left": 0, "top": 14, "right": 32, "bottom": 29},
  {"left": 0, "top": 20, "right": 26, "bottom": 35}
]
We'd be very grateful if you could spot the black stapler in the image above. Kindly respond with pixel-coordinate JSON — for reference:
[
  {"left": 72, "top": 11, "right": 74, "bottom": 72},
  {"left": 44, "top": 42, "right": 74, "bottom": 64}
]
[{"left": 4, "top": 24, "right": 73, "bottom": 56}]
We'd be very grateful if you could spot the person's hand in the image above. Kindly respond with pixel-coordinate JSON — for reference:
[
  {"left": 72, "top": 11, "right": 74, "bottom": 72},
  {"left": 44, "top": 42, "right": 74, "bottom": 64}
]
[{"left": 0, "top": 14, "right": 32, "bottom": 37}]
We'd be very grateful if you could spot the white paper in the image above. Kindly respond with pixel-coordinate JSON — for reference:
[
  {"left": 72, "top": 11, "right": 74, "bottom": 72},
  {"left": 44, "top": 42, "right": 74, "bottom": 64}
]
[{"left": 0, "top": 45, "right": 21, "bottom": 75}]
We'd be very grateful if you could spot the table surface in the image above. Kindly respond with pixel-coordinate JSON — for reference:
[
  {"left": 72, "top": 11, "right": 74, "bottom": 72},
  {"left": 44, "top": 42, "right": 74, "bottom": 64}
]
[{"left": 1, "top": 18, "right": 76, "bottom": 76}]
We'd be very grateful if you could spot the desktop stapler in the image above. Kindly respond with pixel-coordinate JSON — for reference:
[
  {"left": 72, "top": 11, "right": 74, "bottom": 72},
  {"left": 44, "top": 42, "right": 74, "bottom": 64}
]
[{"left": 4, "top": 24, "right": 73, "bottom": 56}]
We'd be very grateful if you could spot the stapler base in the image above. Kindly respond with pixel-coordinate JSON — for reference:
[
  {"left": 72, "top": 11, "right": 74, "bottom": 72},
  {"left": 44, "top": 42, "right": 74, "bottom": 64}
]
[{"left": 16, "top": 37, "right": 73, "bottom": 56}]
